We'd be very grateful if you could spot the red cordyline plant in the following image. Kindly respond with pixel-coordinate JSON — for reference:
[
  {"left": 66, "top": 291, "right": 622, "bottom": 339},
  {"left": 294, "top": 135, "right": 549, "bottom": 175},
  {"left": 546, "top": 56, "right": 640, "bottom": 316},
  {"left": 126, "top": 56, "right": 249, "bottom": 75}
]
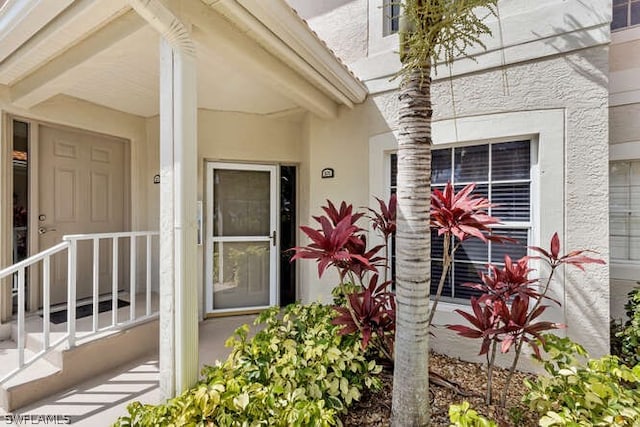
[
  {"left": 291, "top": 198, "right": 396, "bottom": 361},
  {"left": 447, "top": 233, "right": 605, "bottom": 405},
  {"left": 429, "top": 182, "right": 511, "bottom": 326}
]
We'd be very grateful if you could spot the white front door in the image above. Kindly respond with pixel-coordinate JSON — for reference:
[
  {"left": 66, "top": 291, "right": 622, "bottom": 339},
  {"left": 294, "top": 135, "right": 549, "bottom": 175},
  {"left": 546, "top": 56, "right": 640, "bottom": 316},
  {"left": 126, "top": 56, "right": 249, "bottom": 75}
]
[
  {"left": 205, "top": 162, "right": 278, "bottom": 314},
  {"left": 38, "top": 125, "right": 126, "bottom": 306}
]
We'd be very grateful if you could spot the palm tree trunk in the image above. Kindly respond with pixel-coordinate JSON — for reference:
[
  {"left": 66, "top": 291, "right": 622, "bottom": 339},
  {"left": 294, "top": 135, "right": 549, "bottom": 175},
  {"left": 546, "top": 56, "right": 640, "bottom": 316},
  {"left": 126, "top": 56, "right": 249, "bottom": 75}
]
[{"left": 391, "top": 66, "right": 432, "bottom": 427}]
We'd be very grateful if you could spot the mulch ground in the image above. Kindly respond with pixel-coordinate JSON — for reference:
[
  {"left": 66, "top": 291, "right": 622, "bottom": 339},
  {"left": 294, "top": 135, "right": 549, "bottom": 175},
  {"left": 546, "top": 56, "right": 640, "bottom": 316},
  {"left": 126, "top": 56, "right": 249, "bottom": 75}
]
[{"left": 342, "top": 352, "right": 538, "bottom": 426}]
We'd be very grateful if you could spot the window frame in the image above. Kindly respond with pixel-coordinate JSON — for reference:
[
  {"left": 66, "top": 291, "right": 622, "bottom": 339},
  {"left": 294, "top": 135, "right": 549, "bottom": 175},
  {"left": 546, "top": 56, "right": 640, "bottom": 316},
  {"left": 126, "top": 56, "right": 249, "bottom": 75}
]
[
  {"left": 383, "top": 0, "right": 400, "bottom": 37},
  {"left": 610, "top": 143, "right": 640, "bottom": 281},
  {"left": 369, "top": 110, "right": 565, "bottom": 323},
  {"left": 387, "top": 140, "right": 534, "bottom": 302},
  {"left": 612, "top": 0, "right": 640, "bottom": 32}
]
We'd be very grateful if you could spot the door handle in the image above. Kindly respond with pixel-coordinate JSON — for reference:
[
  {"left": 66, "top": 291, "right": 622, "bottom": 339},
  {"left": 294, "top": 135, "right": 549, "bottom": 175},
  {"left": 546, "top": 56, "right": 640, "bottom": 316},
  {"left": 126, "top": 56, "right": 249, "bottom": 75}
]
[
  {"left": 271, "top": 230, "right": 277, "bottom": 246},
  {"left": 38, "top": 227, "right": 57, "bottom": 235}
]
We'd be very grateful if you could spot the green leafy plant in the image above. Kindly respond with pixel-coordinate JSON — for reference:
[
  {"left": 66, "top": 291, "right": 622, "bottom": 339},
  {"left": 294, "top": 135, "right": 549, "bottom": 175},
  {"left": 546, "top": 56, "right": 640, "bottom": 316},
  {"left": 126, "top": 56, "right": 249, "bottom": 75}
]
[
  {"left": 448, "top": 401, "right": 497, "bottom": 427},
  {"left": 524, "top": 334, "right": 640, "bottom": 426},
  {"left": 115, "top": 303, "right": 381, "bottom": 426},
  {"left": 448, "top": 233, "right": 604, "bottom": 405},
  {"left": 616, "top": 286, "right": 640, "bottom": 367}
]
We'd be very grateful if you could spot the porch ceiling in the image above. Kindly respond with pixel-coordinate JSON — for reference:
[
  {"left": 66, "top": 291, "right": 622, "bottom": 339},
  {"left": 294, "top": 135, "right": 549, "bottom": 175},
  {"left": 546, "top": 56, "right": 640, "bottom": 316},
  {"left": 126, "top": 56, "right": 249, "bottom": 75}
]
[{"left": 0, "top": 0, "right": 365, "bottom": 119}]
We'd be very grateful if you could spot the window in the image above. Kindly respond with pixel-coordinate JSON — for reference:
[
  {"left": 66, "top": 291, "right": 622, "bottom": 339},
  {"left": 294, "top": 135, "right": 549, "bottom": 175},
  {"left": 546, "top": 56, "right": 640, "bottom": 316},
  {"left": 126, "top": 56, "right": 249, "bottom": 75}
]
[
  {"left": 389, "top": 140, "right": 532, "bottom": 301},
  {"left": 610, "top": 160, "right": 640, "bottom": 261},
  {"left": 383, "top": 0, "right": 400, "bottom": 36},
  {"left": 612, "top": 0, "right": 640, "bottom": 31}
]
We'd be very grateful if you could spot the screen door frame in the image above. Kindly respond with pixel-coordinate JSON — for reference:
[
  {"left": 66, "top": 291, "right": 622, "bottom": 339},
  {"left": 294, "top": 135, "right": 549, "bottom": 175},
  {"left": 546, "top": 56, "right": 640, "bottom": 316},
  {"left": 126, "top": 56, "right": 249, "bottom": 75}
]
[{"left": 205, "top": 162, "right": 278, "bottom": 315}]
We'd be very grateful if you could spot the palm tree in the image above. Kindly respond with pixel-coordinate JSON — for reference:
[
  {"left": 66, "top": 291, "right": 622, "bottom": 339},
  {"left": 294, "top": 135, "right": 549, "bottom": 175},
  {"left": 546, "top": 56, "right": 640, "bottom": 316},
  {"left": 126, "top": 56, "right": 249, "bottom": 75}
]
[{"left": 391, "top": 1, "right": 497, "bottom": 425}]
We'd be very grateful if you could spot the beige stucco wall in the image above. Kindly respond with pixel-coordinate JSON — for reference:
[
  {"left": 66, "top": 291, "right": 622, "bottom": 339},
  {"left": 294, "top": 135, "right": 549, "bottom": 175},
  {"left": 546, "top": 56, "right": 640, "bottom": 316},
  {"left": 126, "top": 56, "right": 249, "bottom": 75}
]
[
  {"left": 145, "top": 109, "right": 304, "bottom": 318},
  {"left": 296, "top": 0, "right": 611, "bottom": 362}
]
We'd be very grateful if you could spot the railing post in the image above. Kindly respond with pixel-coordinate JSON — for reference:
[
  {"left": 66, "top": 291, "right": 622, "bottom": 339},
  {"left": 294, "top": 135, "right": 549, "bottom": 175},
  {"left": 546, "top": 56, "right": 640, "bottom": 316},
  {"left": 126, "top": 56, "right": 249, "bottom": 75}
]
[
  {"left": 43, "top": 256, "right": 51, "bottom": 350},
  {"left": 17, "top": 268, "right": 25, "bottom": 368},
  {"left": 130, "top": 236, "right": 136, "bottom": 321},
  {"left": 67, "top": 239, "right": 77, "bottom": 348},
  {"left": 146, "top": 234, "right": 152, "bottom": 316},
  {"left": 112, "top": 237, "right": 119, "bottom": 326},
  {"left": 92, "top": 238, "right": 100, "bottom": 332}
]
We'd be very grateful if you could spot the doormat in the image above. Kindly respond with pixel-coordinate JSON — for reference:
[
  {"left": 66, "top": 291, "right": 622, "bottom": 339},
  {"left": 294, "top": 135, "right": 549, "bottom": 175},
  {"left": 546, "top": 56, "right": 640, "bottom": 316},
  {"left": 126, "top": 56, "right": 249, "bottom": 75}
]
[{"left": 45, "top": 299, "right": 130, "bottom": 324}]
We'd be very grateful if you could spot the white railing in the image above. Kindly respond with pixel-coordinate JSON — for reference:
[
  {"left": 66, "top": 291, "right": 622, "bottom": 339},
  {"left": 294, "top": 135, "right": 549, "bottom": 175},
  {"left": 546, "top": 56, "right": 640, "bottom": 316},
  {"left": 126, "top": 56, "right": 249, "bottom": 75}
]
[{"left": 0, "top": 231, "right": 159, "bottom": 384}]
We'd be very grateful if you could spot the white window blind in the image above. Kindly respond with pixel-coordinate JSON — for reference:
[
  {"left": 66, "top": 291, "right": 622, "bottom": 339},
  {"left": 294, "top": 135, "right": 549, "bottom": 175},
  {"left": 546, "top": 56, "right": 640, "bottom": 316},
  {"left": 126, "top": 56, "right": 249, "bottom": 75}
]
[
  {"left": 610, "top": 160, "right": 640, "bottom": 261},
  {"left": 390, "top": 140, "right": 532, "bottom": 301}
]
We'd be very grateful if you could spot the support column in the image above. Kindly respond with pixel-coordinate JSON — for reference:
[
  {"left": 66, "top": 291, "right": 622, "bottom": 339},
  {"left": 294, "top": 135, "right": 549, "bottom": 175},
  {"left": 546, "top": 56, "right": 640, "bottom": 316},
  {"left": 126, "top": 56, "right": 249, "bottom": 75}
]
[{"left": 159, "top": 37, "right": 198, "bottom": 399}]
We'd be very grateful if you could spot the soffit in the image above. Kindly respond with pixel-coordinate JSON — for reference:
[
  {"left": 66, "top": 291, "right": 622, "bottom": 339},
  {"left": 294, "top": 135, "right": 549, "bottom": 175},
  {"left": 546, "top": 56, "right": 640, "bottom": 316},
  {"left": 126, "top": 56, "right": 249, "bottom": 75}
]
[
  {"left": 0, "top": 0, "right": 129, "bottom": 85},
  {"left": 58, "top": 27, "right": 297, "bottom": 117},
  {"left": 0, "top": 0, "right": 333, "bottom": 117}
]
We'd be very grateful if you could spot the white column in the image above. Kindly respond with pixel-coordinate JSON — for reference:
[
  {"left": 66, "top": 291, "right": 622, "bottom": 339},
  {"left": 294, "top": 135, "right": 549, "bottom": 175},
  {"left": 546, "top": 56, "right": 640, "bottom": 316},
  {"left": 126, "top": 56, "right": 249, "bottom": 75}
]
[{"left": 159, "top": 37, "right": 198, "bottom": 399}]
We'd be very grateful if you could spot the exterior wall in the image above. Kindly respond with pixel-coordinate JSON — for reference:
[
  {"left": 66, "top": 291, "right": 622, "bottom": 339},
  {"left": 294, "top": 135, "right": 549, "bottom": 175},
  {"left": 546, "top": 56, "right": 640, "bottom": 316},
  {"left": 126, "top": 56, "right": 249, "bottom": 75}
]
[
  {"left": 294, "top": 0, "right": 611, "bottom": 361},
  {"left": 609, "top": 27, "right": 640, "bottom": 321},
  {"left": 145, "top": 109, "right": 304, "bottom": 319},
  {"left": 0, "top": 92, "right": 148, "bottom": 321}
]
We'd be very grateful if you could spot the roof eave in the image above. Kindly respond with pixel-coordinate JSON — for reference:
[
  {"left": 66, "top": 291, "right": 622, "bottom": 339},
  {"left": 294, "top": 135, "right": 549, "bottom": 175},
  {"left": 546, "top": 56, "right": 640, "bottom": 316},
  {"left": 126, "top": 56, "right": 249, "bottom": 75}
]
[{"left": 203, "top": 0, "right": 368, "bottom": 108}]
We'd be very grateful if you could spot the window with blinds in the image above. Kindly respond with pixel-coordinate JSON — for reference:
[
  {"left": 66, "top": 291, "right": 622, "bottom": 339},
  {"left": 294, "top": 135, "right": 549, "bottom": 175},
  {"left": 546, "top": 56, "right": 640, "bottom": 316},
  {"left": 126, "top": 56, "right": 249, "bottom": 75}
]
[
  {"left": 389, "top": 140, "right": 532, "bottom": 301},
  {"left": 612, "top": 0, "right": 640, "bottom": 31},
  {"left": 610, "top": 160, "right": 640, "bottom": 261},
  {"left": 383, "top": 0, "right": 400, "bottom": 36}
]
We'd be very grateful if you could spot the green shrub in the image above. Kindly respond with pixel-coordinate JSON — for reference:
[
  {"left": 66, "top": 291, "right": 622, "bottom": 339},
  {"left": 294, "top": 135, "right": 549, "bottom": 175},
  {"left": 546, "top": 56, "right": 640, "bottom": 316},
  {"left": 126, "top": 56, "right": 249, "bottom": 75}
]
[
  {"left": 448, "top": 401, "right": 497, "bottom": 427},
  {"left": 114, "top": 303, "right": 381, "bottom": 426},
  {"left": 524, "top": 334, "right": 640, "bottom": 426},
  {"left": 616, "top": 286, "right": 640, "bottom": 367}
]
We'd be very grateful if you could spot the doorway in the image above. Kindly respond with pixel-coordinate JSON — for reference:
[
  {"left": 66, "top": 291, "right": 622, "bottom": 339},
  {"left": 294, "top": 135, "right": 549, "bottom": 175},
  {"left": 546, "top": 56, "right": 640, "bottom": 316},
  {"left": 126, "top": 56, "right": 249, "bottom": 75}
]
[{"left": 205, "top": 162, "right": 278, "bottom": 314}]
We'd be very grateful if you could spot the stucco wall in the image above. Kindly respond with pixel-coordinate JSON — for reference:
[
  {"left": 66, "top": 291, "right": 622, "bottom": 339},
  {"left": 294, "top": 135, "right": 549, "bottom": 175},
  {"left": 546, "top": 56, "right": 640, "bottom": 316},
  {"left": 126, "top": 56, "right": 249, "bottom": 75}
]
[
  {"left": 296, "top": 0, "right": 611, "bottom": 362},
  {"left": 145, "top": 109, "right": 304, "bottom": 318},
  {"left": 287, "top": 0, "right": 367, "bottom": 65}
]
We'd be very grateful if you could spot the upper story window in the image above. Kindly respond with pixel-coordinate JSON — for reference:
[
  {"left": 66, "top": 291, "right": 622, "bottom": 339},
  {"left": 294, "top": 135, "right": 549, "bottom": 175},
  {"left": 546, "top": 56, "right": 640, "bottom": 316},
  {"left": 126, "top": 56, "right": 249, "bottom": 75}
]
[
  {"left": 612, "top": 0, "right": 640, "bottom": 31},
  {"left": 610, "top": 160, "right": 640, "bottom": 261},
  {"left": 383, "top": 0, "right": 400, "bottom": 36},
  {"left": 389, "top": 140, "right": 532, "bottom": 301}
]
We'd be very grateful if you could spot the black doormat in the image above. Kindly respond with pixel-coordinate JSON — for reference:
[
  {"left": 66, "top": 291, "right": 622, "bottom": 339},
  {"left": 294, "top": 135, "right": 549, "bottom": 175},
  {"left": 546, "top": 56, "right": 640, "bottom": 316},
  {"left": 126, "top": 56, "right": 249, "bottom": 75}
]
[{"left": 45, "top": 299, "right": 130, "bottom": 324}]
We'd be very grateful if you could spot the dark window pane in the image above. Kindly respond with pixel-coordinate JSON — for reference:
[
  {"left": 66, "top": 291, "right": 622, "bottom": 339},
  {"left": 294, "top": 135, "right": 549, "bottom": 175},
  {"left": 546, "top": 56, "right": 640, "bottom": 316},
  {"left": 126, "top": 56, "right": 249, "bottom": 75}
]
[
  {"left": 612, "top": 4, "right": 629, "bottom": 29},
  {"left": 280, "top": 166, "right": 297, "bottom": 306},
  {"left": 492, "top": 141, "right": 530, "bottom": 180},
  {"left": 614, "top": 0, "right": 628, "bottom": 5},
  {"left": 432, "top": 149, "right": 452, "bottom": 184},
  {"left": 431, "top": 228, "right": 446, "bottom": 260},
  {"left": 456, "top": 238, "right": 488, "bottom": 264},
  {"left": 491, "top": 228, "right": 528, "bottom": 263},
  {"left": 492, "top": 183, "right": 530, "bottom": 221},
  {"left": 390, "top": 4, "right": 400, "bottom": 33},
  {"left": 454, "top": 145, "right": 488, "bottom": 182},
  {"left": 631, "top": 1, "right": 640, "bottom": 25},
  {"left": 453, "top": 262, "right": 485, "bottom": 299},
  {"left": 390, "top": 153, "right": 397, "bottom": 189},
  {"left": 431, "top": 260, "right": 452, "bottom": 298}
]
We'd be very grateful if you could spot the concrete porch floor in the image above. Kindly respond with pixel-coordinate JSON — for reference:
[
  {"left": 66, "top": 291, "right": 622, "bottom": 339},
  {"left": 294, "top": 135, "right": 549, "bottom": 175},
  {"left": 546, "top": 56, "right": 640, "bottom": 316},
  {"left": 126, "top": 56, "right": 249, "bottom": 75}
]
[{"left": 0, "top": 314, "right": 256, "bottom": 426}]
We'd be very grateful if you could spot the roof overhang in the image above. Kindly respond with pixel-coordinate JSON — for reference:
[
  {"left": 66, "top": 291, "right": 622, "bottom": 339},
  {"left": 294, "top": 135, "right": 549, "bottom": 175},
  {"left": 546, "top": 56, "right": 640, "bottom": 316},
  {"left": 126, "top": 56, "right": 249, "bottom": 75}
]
[{"left": 0, "top": 0, "right": 368, "bottom": 119}]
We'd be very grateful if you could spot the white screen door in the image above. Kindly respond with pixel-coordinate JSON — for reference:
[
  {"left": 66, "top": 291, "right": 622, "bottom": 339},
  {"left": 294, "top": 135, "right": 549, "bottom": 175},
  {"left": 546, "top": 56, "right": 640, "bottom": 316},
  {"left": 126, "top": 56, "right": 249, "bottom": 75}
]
[{"left": 205, "top": 162, "right": 278, "bottom": 314}]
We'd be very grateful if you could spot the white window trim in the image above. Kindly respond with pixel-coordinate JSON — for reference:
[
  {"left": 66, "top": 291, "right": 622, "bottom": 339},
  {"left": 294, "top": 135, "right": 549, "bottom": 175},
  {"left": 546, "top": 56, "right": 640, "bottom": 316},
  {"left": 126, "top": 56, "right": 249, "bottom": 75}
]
[
  {"left": 369, "top": 109, "right": 565, "bottom": 324},
  {"left": 609, "top": 142, "right": 640, "bottom": 281}
]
